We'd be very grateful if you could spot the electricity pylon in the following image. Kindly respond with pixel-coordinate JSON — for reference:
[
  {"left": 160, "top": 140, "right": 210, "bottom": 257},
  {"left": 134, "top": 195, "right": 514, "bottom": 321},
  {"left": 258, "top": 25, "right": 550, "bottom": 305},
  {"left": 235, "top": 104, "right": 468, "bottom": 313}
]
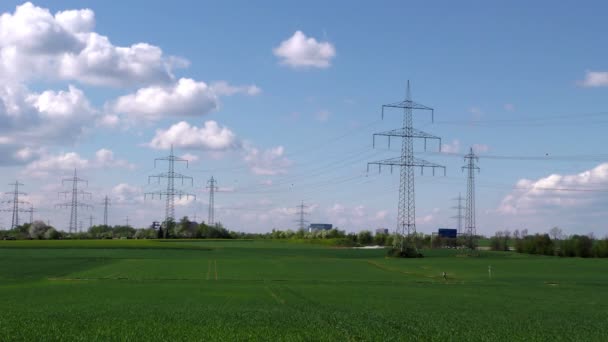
[
  {"left": 463, "top": 147, "right": 480, "bottom": 249},
  {"left": 28, "top": 204, "right": 35, "bottom": 224},
  {"left": 295, "top": 200, "right": 309, "bottom": 231},
  {"left": 452, "top": 193, "right": 465, "bottom": 234},
  {"left": 56, "top": 169, "right": 92, "bottom": 233},
  {"left": 3, "top": 181, "right": 28, "bottom": 228},
  {"left": 89, "top": 214, "right": 95, "bottom": 229},
  {"left": 145, "top": 145, "right": 195, "bottom": 237},
  {"left": 101, "top": 195, "right": 111, "bottom": 226},
  {"left": 207, "top": 176, "right": 218, "bottom": 226},
  {"left": 368, "top": 81, "right": 445, "bottom": 252}
]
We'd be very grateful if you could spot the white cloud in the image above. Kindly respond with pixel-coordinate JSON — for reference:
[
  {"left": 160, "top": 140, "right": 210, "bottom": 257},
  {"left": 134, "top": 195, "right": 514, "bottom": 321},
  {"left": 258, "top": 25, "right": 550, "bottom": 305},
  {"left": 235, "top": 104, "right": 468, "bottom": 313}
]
[
  {"left": 112, "top": 183, "right": 142, "bottom": 204},
  {"left": 112, "top": 78, "right": 218, "bottom": 121},
  {"left": 578, "top": 71, "right": 608, "bottom": 87},
  {"left": 210, "top": 81, "right": 261, "bottom": 96},
  {"left": 147, "top": 120, "right": 239, "bottom": 151},
  {"left": 504, "top": 103, "right": 515, "bottom": 111},
  {"left": 498, "top": 163, "right": 608, "bottom": 215},
  {"left": 243, "top": 144, "right": 291, "bottom": 176},
  {"left": 0, "top": 83, "right": 96, "bottom": 164},
  {"left": 23, "top": 148, "right": 132, "bottom": 177},
  {"left": 273, "top": 31, "right": 336, "bottom": 69},
  {"left": 315, "top": 109, "right": 331, "bottom": 122},
  {"left": 0, "top": 2, "right": 184, "bottom": 86},
  {"left": 441, "top": 139, "right": 460, "bottom": 153},
  {"left": 472, "top": 144, "right": 489, "bottom": 153},
  {"left": 180, "top": 153, "right": 199, "bottom": 162}
]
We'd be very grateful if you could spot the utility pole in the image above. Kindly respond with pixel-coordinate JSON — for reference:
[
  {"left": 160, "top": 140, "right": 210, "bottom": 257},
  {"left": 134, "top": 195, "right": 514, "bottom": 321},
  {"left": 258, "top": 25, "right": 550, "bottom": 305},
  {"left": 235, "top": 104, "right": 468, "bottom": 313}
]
[
  {"left": 452, "top": 193, "right": 465, "bottom": 235},
  {"left": 101, "top": 195, "right": 111, "bottom": 226},
  {"left": 207, "top": 176, "right": 218, "bottom": 226},
  {"left": 145, "top": 145, "right": 195, "bottom": 237},
  {"left": 368, "top": 81, "right": 445, "bottom": 252},
  {"left": 56, "top": 169, "right": 92, "bottom": 233},
  {"left": 463, "top": 147, "right": 480, "bottom": 249},
  {"left": 295, "top": 200, "right": 309, "bottom": 231},
  {"left": 3, "top": 181, "right": 28, "bottom": 229}
]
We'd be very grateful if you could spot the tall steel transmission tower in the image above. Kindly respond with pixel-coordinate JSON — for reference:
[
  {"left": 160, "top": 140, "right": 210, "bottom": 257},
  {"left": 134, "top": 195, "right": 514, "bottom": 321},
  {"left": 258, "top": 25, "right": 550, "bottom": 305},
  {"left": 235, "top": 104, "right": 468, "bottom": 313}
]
[
  {"left": 462, "top": 147, "right": 480, "bottom": 248},
  {"left": 368, "top": 81, "right": 445, "bottom": 251},
  {"left": 56, "top": 169, "right": 92, "bottom": 233},
  {"left": 101, "top": 195, "right": 111, "bottom": 226},
  {"left": 89, "top": 214, "right": 95, "bottom": 229},
  {"left": 3, "top": 181, "right": 28, "bottom": 228},
  {"left": 207, "top": 176, "right": 218, "bottom": 226},
  {"left": 452, "top": 193, "right": 465, "bottom": 234},
  {"left": 145, "top": 145, "right": 195, "bottom": 236},
  {"left": 295, "top": 200, "right": 309, "bottom": 231},
  {"left": 28, "top": 204, "right": 35, "bottom": 224}
]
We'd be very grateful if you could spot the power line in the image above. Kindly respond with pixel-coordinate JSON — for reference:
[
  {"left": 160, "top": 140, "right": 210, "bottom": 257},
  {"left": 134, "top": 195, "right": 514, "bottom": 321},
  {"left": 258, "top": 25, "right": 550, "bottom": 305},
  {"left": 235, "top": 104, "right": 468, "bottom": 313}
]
[
  {"left": 2, "top": 181, "right": 29, "bottom": 228},
  {"left": 207, "top": 176, "right": 218, "bottom": 226},
  {"left": 145, "top": 145, "right": 195, "bottom": 237},
  {"left": 452, "top": 193, "right": 465, "bottom": 234},
  {"left": 463, "top": 148, "right": 480, "bottom": 248},
  {"left": 56, "top": 169, "right": 92, "bottom": 233},
  {"left": 368, "top": 81, "right": 445, "bottom": 251},
  {"left": 101, "top": 195, "right": 111, "bottom": 226},
  {"left": 295, "top": 200, "right": 309, "bottom": 230}
]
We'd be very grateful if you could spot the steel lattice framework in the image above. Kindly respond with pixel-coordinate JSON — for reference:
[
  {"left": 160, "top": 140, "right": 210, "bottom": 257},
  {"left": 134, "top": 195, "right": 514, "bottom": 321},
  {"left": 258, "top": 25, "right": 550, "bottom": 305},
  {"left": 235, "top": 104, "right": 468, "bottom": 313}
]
[
  {"left": 207, "top": 176, "right": 218, "bottom": 226},
  {"left": 145, "top": 145, "right": 195, "bottom": 237},
  {"left": 463, "top": 147, "right": 480, "bottom": 248},
  {"left": 368, "top": 82, "right": 445, "bottom": 251},
  {"left": 295, "top": 200, "right": 309, "bottom": 231},
  {"left": 2, "top": 181, "right": 29, "bottom": 228},
  {"left": 101, "top": 195, "right": 111, "bottom": 226},
  {"left": 452, "top": 193, "right": 465, "bottom": 235},
  {"left": 56, "top": 170, "right": 92, "bottom": 233}
]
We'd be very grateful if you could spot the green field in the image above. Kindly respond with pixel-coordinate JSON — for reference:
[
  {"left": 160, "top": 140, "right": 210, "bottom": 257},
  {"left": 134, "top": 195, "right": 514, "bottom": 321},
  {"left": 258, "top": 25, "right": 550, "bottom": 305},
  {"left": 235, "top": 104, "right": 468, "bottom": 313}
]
[{"left": 1, "top": 240, "right": 607, "bottom": 341}]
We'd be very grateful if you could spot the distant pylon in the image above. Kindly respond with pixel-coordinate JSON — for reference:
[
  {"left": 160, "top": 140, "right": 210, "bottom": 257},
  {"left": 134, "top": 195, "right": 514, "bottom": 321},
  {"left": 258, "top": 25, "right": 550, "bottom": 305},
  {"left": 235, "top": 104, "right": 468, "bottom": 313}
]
[
  {"left": 56, "top": 169, "right": 92, "bottom": 233},
  {"left": 463, "top": 147, "right": 480, "bottom": 248},
  {"left": 295, "top": 200, "right": 309, "bottom": 230},
  {"left": 368, "top": 81, "right": 445, "bottom": 251},
  {"left": 89, "top": 214, "right": 95, "bottom": 229},
  {"left": 3, "top": 181, "right": 28, "bottom": 228},
  {"left": 452, "top": 193, "right": 465, "bottom": 234},
  {"left": 125, "top": 216, "right": 130, "bottom": 227},
  {"left": 28, "top": 204, "right": 35, "bottom": 224},
  {"left": 145, "top": 145, "right": 195, "bottom": 237},
  {"left": 207, "top": 176, "right": 218, "bottom": 226},
  {"left": 101, "top": 195, "right": 111, "bottom": 226}
]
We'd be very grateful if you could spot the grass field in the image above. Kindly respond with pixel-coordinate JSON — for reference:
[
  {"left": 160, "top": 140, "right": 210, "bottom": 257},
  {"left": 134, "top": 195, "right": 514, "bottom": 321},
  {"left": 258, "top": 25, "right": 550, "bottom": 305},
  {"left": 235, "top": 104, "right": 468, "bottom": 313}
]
[{"left": 1, "top": 239, "right": 607, "bottom": 341}]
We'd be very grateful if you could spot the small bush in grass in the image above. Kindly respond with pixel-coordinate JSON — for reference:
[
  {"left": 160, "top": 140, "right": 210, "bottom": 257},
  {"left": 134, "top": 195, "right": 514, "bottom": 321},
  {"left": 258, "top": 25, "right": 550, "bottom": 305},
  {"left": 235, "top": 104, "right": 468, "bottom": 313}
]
[{"left": 387, "top": 247, "right": 423, "bottom": 258}]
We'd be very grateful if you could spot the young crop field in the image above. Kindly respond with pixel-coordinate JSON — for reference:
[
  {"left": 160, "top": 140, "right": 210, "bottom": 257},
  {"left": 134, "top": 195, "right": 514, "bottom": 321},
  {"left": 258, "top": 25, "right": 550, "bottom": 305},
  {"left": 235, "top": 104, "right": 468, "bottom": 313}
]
[{"left": 1, "top": 239, "right": 607, "bottom": 341}]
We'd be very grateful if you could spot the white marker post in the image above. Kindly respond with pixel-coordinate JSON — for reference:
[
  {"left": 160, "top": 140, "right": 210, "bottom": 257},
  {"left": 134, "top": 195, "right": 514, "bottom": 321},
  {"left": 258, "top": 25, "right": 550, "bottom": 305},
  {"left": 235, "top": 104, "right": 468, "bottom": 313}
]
[{"left": 488, "top": 265, "right": 492, "bottom": 279}]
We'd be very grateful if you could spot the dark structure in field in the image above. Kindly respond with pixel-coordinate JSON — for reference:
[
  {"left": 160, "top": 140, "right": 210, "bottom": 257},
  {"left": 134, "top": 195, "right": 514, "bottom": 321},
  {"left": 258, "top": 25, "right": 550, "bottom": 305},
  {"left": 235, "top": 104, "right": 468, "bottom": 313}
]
[
  {"left": 462, "top": 148, "right": 480, "bottom": 248},
  {"left": 308, "top": 223, "right": 332, "bottom": 233},
  {"left": 438, "top": 228, "right": 457, "bottom": 239},
  {"left": 376, "top": 228, "right": 389, "bottom": 235}
]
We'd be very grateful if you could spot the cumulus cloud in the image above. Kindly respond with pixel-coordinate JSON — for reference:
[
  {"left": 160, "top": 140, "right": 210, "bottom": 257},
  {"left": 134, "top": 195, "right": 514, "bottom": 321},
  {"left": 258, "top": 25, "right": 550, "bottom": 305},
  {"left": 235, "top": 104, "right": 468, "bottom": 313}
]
[
  {"left": 243, "top": 144, "right": 292, "bottom": 176},
  {"left": 498, "top": 163, "right": 608, "bottom": 215},
  {"left": 111, "top": 78, "right": 218, "bottom": 121},
  {"left": 315, "top": 109, "right": 331, "bottom": 122},
  {"left": 578, "top": 71, "right": 608, "bottom": 87},
  {"left": 441, "top": 139, "right": 461, "bottom": 153},
  {"left": 0, "top": 2, "right": 184, "bottom": 85},
  {"left": 0, "top": 83, "right": 96, "bottom": 164},
  {"left": 210, "top": 81, "right": 261, "bottom": 96},
  {"left": 147, "top": 120, "right": 239, "bottom": 151},
  {"left": 23, "top": 148, "right": 133, "bottom": 177},
  {"left": 112, "top": 183, "right": 142, "bottom": 204},
  {"left": 472, "top": 144, "right": 490, "bottom": 153},
  {"left": 273, "top": 31, "right": 336, "bottom": 69}
]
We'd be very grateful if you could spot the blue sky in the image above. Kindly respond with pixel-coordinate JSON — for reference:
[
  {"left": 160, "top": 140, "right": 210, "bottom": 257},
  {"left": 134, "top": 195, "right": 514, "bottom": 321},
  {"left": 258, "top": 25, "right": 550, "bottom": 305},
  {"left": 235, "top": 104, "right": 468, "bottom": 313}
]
[{"left": 1, "top": 1, "right": 608, "bottom": 236}]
